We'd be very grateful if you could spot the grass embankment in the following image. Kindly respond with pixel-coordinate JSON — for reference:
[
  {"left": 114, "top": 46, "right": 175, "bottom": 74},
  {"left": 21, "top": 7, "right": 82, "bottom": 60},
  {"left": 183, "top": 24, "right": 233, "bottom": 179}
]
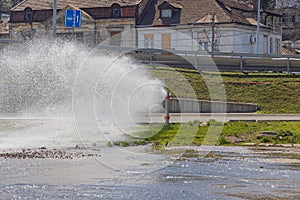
[
  {"left": 148, "top": 67, "right": 300, "bottom": 113},
  {"left": 112, "top": 121, "right": 300, "bottom": 147}
]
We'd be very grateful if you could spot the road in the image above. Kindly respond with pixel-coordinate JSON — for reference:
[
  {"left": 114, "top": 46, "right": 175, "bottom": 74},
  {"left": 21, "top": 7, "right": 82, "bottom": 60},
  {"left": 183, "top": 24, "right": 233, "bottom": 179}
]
[
  {"left": 1, "top": 113, "right": 299, "bottom": 123},
  {"left": 136, "top": 113, "right": 300, "bottom": 123}
]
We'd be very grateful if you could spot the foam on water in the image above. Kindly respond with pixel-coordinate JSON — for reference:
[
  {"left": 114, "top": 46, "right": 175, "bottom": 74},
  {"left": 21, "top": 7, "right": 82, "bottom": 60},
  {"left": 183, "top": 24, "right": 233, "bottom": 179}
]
[{"left": 0, "top": 38, "right": 166, "bottom": 149}]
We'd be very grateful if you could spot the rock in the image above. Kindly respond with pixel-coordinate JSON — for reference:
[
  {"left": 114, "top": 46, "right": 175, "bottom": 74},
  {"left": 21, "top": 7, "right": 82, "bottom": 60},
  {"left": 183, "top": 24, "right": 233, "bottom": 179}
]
[
  {"left": 152, "top": 142, "right": 162, "bottom": 149},
  {"left": 241, "top": 143, "right": 256, "bottom": 146},
  {"left": 225, "top": 136, "right": 247, "bottom": 144},
  {"left": 293, "top": 144, "right": 300, "bottom": 148},
  {"left": 257, "top": 131, "right": 277, "bottom": 139},
  {"left": 275, "top": 144, "right": 293, "bottom": 148},
  {"left": 258, "top": 143, "right": 275, "bottom": 147},
  {"left": 200, "top": 122, "right": 207, "bottom": 127},
  {"left": 165, "top": 142, "right": 171, "bottom": 147}
]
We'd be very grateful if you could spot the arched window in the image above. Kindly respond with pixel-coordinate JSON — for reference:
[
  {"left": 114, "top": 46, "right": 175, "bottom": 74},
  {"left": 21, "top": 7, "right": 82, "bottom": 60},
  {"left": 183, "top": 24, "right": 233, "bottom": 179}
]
[
  {"left": 24, "top": 7, "right": 33, "bottom": 22},
  {"left": 111, "top": 4, "right": 121, "bottom": 18}
]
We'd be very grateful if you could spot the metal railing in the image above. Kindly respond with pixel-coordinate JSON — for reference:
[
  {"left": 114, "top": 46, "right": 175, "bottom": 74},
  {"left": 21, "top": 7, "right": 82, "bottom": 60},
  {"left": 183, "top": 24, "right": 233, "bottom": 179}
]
[
  {"left": 1, "top": 40, "right": 299, "bottom": 72},
  {"left": 96, "top": 46, "right": 300, "bottom": 72}
]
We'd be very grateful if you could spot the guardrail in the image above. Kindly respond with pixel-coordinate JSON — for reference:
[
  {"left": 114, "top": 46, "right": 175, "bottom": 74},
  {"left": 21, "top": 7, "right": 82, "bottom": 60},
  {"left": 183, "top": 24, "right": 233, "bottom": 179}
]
[
  {"left": 1, "top": 41, "right": 299, "bottom": 72},
  {"left": 97, "top": 45, "right": 300, "bottom": 59},
  {"left": 96, "top": 46, "right": 300, "bottom": 73}
]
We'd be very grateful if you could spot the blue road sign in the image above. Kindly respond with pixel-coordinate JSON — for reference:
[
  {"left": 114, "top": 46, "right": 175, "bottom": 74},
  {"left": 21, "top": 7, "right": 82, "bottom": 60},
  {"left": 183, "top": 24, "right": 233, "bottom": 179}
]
[{"left": 65, "top": 10, "right": 81, "bottom": 28}]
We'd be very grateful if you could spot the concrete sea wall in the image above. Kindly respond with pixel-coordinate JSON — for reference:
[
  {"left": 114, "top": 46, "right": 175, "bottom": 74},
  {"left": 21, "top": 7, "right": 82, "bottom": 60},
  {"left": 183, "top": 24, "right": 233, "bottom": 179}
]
[{"left": 167, "top": 98, "right": 258, "bottom": 113}]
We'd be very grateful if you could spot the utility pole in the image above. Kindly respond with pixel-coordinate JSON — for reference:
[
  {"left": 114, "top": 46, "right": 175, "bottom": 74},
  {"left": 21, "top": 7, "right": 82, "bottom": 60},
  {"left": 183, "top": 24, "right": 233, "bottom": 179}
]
[
  {"left": 211, "top": 13, "right": 215, "bottom": 57},
  {"left": 255, "top": 0, "right": 261, "bottom": 54},
  {"left": 164, "top": 92, "right": 170, "bottom": 126},
  {"left": 52, "top": 0, "right": 57, "bottom": 38}
]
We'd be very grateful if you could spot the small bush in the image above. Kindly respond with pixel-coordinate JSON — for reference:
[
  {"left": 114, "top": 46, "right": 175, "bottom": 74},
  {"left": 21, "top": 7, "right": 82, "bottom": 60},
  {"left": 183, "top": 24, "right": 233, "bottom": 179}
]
[
  {"left": 107, "top": 142, "right": 114, "bottom": 147},
  {"left": 207, "top": 119, "right": 223, "bottom": 126},
  {"left": 260, "top": 136, "right": 273, "bottom": 143},
  {"left": 118, "top": 142, "right": 128, "bottom": 147},
  {"left": 275, "top": 130, "right": 297, "bottom": 144},
  {"left": 218, "top": 136, "right": 231, "bottom": 145}
]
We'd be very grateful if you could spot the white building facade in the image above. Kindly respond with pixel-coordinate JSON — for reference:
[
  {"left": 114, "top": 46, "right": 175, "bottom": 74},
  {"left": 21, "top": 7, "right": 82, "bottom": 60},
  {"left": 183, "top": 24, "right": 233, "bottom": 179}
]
[
  {"left": 138, "top": 24, "right": 281, "bottom": 54},
  {"left": 136, "top": 0, "right": 282, "bottom": 54}
]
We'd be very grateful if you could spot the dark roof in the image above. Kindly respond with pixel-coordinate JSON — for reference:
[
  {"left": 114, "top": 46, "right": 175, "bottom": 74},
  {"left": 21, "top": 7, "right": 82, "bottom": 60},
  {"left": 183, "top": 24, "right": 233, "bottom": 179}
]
[
  {"left": 12, "top": 0, "right": 139, "bottom": 11},
  {"left": 222, "top": 0, "right": 255, "bottom": 12},
  {"left": 151, "top": 0, "right": 254, "bottom": 26},
  {"left": 223, "top": 0, "right": 282, "bottom": 16}
]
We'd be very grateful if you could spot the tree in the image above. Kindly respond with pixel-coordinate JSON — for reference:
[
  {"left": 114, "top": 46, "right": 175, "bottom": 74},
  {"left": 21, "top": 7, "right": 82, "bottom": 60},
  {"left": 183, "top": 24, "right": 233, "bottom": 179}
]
[
  {"left": 0, "top": 0, "right": 22, "bottom": 20},
  {"left": 279, "top": 1, "right": 300, "bottom": 41},
  {"left": 261, "top": 0, "right": 276, "bottom": 10},
  {"left": 0, "top": 0, "right": 22, "bottom": 12},
  {"left": 0, "top": 0, "right": 12, "bottom": 13}
]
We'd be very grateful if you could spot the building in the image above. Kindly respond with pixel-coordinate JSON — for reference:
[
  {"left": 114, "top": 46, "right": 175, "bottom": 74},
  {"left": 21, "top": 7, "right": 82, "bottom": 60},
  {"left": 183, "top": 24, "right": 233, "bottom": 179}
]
[
  {"left": 3, "top": 0, "right": 282, "bottom": 54},
  {"left": 276, "top": 0, "right": 298, "bottom": 8},
  {"left": 275, "top": 0, "right": 300, "bottom": 41},
  {"left": 8, "top": 0, "right": 140, "bottom": 47},
  {"left": 137, "top": 0, "right": 282, "bottom": 54}
]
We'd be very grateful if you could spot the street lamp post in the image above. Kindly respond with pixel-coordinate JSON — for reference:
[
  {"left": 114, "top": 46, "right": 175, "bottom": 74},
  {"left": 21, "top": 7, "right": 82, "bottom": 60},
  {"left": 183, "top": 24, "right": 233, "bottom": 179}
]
[
  {"left": 52, "top": 0, "right": 57, "bottom": 38},
  {"left": 211, "top": 13, "right": 215, "bottom": 57},
  {"left": 255, "top": 0, "right": 261, "bottom": 54}
]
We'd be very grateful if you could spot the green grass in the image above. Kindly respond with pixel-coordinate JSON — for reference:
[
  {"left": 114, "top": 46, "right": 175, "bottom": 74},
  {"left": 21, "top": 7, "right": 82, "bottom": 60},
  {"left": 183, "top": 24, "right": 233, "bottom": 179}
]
[
  {"left": 112, "top": 121, "right": 300, "bottom": 147},
  {"left": 148, "top": 67, "right": 300, "bottom": 113}
]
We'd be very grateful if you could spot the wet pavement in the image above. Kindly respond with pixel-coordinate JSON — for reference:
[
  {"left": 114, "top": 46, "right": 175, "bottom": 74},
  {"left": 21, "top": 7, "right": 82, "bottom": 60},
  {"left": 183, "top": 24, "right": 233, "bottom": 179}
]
[{"left": 0, "top": 146, "right": 299, "bottom": 200}]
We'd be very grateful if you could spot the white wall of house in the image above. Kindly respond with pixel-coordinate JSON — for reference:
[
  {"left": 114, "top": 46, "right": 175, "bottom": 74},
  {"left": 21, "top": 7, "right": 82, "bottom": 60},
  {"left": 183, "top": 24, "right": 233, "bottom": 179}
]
[
  {"left": 98, "top": 23, "right": 136, "bottom": 47},
  {"left": 137, "top": 24, "right": 281, "bottom": 54},
  {"left": 138, "top": 27, "right": 204, "bottom": 51},
  {"left": 254, "top": 31, "right": 282, "bottom": 54},
  {"left": 121, "top": 25, "right": 136, "bottom": 48},
  {"left": 174, "top": 29, "right": 197, "bottom": 51},
  {"left": 138, "top": 27, "right": 176, "bottom": 50}
]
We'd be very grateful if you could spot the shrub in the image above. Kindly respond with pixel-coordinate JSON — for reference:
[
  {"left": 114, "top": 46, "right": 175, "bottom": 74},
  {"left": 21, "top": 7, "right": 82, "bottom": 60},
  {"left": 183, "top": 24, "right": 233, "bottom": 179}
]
[
  {"left": 260, "top": 136, "right": 273, "bottom": 143},
  {"left": 218, "top": 136, "right": 231, "bottom": 145}
]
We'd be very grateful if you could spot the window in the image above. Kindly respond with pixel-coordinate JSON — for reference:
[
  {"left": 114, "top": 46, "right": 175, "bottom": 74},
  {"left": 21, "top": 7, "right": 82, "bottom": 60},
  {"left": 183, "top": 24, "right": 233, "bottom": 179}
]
[
  {"left": 263, "top": 35, "right": 268, "bottom": 54},
  {"left": 112, "top": 4, "right": 121, "bottom": 18},
  {"left": 161, "top": 33, "right": 171, "bottom": 50},
  {"left": 24, "top": 7, "right": 33, "bottom": 22},
  {"left": 282, "top": 13, "right": 295, "bottom": 23},
  {"left": 144, "top": 34, "right": 154, "bottom": 48},
  {"left": 197, "top": 32, "right": 209, "bottom": 51},
  {"left": 199, "top": 41, "right": 209, "bottom": 51},
  {"left": 270, "top": 37, "right": 273, "bottom": 54},
  {"left": 112, "top": 8, "right": 120, "bottom": 18},
  {"left": 161, "top": 9, "right": 172, "bottom": 18},
  {"left": 110, "top": 31, "right": 121, "bottom": 46},
  {"left": 275, "top": 39, "right": 280, "bottom": 54}
]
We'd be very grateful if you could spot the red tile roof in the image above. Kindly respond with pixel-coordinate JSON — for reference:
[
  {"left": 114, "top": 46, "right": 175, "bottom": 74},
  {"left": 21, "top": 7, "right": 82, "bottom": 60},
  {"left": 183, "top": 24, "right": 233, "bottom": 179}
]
[{"left": 12, "top": 0, "right": 139, "bottom": 11}]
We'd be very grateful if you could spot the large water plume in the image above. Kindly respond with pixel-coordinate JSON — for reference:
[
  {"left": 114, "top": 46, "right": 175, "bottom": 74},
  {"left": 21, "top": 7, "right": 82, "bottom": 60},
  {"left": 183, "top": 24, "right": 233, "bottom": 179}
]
[
  {"left": 0, "top": 39, "right": 166, "bottom": 148},
  {"left": 0, "top": 39, "right": 79, "bottom": 115},
  {"left": 0, "top": 39, "right": 165, "bottom": 116}
]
